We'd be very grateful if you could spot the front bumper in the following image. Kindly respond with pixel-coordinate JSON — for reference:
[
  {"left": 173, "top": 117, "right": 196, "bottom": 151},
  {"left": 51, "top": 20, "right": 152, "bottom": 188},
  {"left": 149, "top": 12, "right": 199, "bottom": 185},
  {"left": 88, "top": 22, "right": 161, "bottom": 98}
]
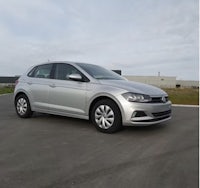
[{"left": 119, "top": 97, "right": 172, "bottom": 126}]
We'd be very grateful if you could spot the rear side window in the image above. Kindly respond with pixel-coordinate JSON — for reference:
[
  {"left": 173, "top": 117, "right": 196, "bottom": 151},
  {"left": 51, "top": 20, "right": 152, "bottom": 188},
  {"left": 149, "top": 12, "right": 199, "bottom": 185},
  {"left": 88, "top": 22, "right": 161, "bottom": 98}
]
[{"left": 28, "top": 64, "right": 53, "bottom": 79}]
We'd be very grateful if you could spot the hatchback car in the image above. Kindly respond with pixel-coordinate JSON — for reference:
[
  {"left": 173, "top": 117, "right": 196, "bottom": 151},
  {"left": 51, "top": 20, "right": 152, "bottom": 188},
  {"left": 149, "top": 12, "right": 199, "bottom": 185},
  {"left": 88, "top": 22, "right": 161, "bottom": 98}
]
[{"left": 14, "top": 61, "right": 171, "bottom": 133}]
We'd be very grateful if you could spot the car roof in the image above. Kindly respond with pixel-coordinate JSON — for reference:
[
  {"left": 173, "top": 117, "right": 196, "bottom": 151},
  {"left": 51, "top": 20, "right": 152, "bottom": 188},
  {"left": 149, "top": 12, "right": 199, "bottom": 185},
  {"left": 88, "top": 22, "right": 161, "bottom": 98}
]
[{"left": 36, "top": 61, "right": 91, "bottom": 66}]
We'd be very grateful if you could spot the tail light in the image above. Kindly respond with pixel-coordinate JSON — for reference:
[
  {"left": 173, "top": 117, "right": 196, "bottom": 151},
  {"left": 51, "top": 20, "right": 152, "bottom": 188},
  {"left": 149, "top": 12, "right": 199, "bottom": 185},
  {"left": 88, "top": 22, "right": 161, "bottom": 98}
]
[{"left": 15, "top": 79, "right": 19, "bottom": 86}]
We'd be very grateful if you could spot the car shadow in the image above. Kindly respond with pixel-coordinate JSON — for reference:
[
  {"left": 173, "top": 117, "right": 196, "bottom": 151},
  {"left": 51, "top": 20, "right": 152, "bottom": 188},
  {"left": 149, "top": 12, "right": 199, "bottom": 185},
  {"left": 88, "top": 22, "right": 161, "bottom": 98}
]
[
  {"left": 31, "top": 112, "right": 169, "bottom": 133},
  {"left": 31, "top": 112, "right": 93, "bottom": 127},
  {"left": 123, "top": 123, "right": 168, "bottom": 132}
]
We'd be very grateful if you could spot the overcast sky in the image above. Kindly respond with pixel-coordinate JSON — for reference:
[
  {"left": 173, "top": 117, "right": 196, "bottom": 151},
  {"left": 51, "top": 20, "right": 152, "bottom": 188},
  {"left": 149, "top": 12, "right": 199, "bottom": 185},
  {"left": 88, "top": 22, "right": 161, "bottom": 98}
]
[{"left": 0, "top": 0, "right": 198, "bottom": 80}]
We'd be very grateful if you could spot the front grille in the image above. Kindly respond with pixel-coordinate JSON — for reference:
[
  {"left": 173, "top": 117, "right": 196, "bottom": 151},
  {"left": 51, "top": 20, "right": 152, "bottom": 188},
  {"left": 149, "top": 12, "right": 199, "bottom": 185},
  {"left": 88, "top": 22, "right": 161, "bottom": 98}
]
[
  {"left": 148, "top": 96, "right": 169, "bottom": 103},
  {"left": 152, "top": 110, "right": 171, "bottom": 117}
]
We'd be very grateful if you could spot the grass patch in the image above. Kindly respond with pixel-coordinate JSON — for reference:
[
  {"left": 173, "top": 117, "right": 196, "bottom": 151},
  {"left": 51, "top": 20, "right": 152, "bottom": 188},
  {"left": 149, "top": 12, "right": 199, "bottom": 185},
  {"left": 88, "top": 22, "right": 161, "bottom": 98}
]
[
  {"left": 0, "top": 86, "right": 15, "bottom": 95},
  {"left": 163, "top": 88, "right": 199, "bottom": 105}
]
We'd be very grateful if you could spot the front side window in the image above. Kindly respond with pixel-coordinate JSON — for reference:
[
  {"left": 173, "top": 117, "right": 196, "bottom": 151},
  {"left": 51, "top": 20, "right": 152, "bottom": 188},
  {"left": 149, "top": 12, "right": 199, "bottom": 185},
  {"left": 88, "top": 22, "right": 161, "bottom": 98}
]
[
  {"left": 54, "top": 63, "right": 80, "bottom": 80},
  {"left": 28, "top": 64, "right": 53, "bottom": 78}
]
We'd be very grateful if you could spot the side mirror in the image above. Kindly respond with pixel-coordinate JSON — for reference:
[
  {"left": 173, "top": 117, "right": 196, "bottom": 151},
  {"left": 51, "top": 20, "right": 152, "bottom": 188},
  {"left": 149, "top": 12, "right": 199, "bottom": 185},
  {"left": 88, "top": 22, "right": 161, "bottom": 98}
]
[{"left": 68, "top": 73, "right": 83, "bottom": 81}]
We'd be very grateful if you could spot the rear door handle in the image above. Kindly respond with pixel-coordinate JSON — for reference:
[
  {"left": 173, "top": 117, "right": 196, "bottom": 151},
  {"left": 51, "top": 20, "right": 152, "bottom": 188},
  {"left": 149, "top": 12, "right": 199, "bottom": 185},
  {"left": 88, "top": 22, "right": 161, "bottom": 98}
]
[{"left": 27, "top": 82, "right": 32, "bottom": 85}]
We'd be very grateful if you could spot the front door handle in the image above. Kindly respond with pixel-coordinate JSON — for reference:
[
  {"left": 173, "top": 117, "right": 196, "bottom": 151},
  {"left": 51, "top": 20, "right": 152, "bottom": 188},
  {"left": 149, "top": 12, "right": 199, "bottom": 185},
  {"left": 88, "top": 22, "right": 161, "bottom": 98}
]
[{"left": 49, "top": 83, "right": 56, "bottom": 88}]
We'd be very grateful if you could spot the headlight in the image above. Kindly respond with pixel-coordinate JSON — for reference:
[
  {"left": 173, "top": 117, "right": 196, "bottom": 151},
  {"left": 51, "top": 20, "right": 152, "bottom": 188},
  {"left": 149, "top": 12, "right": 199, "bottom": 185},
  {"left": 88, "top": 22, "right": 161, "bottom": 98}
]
[{"left": 122, "top": 92, "right": 151, "bottom": 103}]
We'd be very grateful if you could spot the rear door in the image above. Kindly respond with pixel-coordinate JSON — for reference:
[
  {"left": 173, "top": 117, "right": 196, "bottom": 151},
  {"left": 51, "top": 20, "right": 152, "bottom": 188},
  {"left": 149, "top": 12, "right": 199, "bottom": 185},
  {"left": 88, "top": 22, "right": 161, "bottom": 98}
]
[
  {"left": 48, "top": 63, "right": 88, "bottom": 116},
  {"left": 26, "top": 63, "right": 53, "bottom": 111}
]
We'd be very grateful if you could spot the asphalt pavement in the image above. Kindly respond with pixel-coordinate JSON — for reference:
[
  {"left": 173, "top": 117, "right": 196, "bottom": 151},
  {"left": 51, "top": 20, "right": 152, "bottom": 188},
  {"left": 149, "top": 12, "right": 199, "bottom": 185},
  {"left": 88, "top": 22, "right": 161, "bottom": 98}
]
[{"left": 0, "top": 94, "right": 198, "bottom": 188}]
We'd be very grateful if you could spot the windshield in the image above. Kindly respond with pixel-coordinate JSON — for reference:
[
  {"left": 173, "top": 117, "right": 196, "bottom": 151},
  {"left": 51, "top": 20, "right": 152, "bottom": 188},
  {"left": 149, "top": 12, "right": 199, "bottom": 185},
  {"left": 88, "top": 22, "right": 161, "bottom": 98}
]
[{"left": 77, "top": 63, "right": 125, "bottom": 80}]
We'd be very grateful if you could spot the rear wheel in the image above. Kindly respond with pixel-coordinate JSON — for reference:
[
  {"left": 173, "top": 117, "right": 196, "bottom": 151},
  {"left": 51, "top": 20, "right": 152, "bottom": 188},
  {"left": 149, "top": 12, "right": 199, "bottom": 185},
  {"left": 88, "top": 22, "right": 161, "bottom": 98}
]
[
  {"left": 91, "top": 99, "right": 122, "bottom": 133},
  {"left": 15, "top": 94, "right": 33, "bottom": 118}
]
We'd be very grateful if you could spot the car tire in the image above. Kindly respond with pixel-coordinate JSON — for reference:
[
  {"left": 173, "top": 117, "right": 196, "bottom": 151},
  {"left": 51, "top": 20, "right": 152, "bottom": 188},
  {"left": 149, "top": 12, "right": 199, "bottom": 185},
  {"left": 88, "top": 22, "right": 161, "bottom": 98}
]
[
  {"left": 15, "top": 94, "right": 33, "bottom": 118},
  {"left": 91, "top": 99, "right": 122, "bottom": 133}
]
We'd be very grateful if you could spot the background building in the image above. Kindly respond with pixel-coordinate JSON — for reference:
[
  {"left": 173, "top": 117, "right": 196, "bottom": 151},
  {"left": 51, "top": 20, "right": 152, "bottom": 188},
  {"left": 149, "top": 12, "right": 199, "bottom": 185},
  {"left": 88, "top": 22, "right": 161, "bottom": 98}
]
[
  {"left": 176, "top": 80, "right": 199, "bottom": 88},
  {"left": 124, "top": 75, "right": 199, "bottom": 88},
  {"left": 124, "top": 75, "right": 176, "bottom": 88}
]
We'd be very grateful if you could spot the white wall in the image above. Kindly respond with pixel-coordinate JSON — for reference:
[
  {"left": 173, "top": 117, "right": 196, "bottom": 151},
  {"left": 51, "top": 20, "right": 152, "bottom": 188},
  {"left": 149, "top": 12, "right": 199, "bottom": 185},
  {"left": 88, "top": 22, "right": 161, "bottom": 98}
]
[
  {"left": 124, "top": 75, "right": 176, "bottom": 88},
  {"left": 176, "top": 80, "right": 199, "bottom": 88}
]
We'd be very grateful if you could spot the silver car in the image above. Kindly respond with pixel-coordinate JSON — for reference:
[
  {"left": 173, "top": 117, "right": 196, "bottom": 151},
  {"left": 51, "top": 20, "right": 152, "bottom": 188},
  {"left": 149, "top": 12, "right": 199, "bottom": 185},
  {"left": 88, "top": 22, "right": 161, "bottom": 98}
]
[{"left": 14, "top": 61, "right": 171, "bottom": 133}]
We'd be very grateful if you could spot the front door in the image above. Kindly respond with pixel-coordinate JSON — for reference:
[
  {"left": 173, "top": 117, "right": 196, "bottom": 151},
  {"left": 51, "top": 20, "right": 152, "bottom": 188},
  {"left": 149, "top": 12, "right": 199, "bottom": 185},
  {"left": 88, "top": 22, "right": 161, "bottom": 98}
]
[{"left": 48, "top": 63, "right": 88, "bottom": 116}]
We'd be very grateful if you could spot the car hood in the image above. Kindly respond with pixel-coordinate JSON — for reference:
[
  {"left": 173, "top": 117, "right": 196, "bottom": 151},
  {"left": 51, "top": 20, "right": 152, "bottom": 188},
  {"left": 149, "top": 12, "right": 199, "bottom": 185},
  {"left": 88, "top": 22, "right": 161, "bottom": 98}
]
[{"left": 98, "top": 80, "right": 167, "bottom": 96}]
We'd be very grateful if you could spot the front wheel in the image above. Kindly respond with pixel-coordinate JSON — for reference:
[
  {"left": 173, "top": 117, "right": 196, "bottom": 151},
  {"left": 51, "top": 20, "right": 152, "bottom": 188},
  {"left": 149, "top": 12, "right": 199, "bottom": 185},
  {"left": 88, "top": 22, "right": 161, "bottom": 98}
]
[
  {"left": 91, "top": 99, "right": 122, "bottom": 133},
  {"left": 15, "top": 94, "right": 33, "bottom": 118}
]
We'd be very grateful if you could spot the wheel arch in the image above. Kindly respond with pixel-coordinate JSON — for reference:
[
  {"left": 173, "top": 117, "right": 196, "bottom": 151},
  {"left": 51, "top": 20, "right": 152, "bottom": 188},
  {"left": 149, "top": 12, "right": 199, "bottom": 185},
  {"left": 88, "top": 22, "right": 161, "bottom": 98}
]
[
  {"left": 88, "top": 95, "right": 123, "bottom": 121},
  {"left": 14, "top": 91, "right": 32, "bottom": 110}
]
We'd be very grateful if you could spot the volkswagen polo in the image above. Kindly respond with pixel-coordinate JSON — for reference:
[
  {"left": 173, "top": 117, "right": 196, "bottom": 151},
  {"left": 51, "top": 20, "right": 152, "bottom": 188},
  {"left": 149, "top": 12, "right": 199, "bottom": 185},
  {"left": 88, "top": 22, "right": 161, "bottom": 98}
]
[{"left": 14, "top": 61, "right": 171, "bottom": 133}]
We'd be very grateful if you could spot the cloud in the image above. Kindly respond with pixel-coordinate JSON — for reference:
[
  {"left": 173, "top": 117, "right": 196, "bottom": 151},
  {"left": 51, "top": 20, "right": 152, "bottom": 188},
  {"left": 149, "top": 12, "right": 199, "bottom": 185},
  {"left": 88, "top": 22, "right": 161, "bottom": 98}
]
[{"left": 0, "top": 0, "right": 198, "bottom": 80}]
